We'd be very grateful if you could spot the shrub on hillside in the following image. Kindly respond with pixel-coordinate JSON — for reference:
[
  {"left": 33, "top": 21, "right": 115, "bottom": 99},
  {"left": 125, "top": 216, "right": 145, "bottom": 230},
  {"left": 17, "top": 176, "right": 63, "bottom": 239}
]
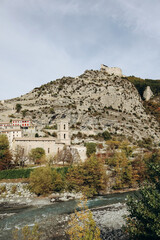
[
  {"left": 85, "top": 142, "right": 97, "bottom": 157},
  {"left": 102, "top": 131, "right": 111, "bottom": 140}
]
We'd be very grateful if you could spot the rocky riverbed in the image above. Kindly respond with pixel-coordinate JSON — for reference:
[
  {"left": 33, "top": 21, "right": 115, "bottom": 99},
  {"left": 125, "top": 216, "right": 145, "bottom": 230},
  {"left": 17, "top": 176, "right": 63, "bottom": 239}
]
[
  {"left": 92, "top": 203, "right": 129, "bottom": 240},
  {"left": 0, "top": 182, "right": 83, "bottom": 206},
  {"left": 32, "top": 202, "right": 129, "bottom": 240},
  {"left": 0, "top": 182, "right": 131, "bottom": 240}
]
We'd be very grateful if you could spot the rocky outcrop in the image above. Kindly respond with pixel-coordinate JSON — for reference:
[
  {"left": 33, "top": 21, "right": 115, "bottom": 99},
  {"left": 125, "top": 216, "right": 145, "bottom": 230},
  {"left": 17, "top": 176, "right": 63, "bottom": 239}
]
[
  {"left": 0, "top": 67, "right": 159, "bottom": 142},
  {"left": 143, "top": 86, "right": 154, "bottom": 101}
]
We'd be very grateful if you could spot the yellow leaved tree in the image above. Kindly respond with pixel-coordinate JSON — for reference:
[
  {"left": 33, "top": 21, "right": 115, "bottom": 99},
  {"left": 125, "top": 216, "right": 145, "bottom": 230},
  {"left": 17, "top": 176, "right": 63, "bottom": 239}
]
[{"left": 67, "top": 197, "right": 101, "bottom": 240}]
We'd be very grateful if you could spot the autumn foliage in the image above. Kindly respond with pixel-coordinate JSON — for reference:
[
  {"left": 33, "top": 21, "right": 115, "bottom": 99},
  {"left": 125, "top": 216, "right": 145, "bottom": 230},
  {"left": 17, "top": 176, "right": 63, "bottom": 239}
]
[
  {"left": 67, "top": 197, "right": 101, "bottom": 240},
  {"left": 66, "top": 154, "right": 107, "bottom": 197}
]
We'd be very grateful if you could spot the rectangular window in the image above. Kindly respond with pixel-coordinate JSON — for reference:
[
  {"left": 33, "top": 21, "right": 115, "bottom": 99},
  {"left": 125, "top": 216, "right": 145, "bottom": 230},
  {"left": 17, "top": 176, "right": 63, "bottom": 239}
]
[
  {"left": 64, "top": 124, "right": 65, "bottom": 130},
  {"left": 64, "top": 134, "right": 66, "bottom": 139},
  {"left": 48, "top": 148, "right": 50, "bottom": 153}
]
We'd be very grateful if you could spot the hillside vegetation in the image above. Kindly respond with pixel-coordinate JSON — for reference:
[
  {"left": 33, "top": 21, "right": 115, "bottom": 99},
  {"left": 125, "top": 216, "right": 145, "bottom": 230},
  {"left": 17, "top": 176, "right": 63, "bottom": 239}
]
[{"left": 126, "top": 76, "right": 160, "bottom": 98}]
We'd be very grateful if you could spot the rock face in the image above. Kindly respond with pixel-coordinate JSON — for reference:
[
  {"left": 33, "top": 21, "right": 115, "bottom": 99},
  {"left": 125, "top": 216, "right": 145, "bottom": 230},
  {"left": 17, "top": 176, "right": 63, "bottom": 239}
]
[
  {"left": 0, "top": 67, "right": 160, "bottom": 142},
  {"left": 143, "top": 86, "right": 154, "bottom": 101}
]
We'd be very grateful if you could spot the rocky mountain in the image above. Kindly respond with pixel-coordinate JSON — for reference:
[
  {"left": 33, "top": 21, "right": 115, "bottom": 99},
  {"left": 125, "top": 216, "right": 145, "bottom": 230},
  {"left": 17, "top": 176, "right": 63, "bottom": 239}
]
[{"left": 0, "top": 66, "right": 160, "bottom": 142}]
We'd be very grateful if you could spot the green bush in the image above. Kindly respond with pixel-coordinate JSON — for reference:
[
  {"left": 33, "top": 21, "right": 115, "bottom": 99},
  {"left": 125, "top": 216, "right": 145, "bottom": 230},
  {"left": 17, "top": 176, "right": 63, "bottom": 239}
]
[
  {"left": 11, "top": 185, "right": 17, "bottom": 194},
  {"left": 85, "top": 142, "right": 97, "bottom": 157},
  {"left": 102, "top": 131, "right": 111, "bottom": 140},
  {"left": 56, "top": 167, "right": 69, "bottom": 178},
  {"left": 0, "top": 185, "right": 6, "bottom": 193},
  {"left": 0, "top": 168, "right": 33, "bottom": 180}
]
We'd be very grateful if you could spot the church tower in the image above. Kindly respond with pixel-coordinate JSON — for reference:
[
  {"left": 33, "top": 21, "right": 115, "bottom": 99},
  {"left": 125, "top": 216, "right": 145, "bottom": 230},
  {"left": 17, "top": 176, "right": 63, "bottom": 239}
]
[{"left": 56, "top": 118, "right": 70, "bottom": 145}]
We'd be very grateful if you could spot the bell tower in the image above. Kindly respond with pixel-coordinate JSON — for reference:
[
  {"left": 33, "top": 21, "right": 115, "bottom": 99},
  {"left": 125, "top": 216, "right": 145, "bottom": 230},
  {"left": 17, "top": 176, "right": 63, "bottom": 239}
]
[{"left": 56, "top": 118, "right": 70, "bottom": 145}]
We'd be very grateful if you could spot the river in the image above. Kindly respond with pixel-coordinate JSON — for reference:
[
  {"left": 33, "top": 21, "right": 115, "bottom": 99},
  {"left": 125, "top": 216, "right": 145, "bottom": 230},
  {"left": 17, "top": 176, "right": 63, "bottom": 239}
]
[{"left": 0, "top": 191, "right": 136, "bottom": 240}]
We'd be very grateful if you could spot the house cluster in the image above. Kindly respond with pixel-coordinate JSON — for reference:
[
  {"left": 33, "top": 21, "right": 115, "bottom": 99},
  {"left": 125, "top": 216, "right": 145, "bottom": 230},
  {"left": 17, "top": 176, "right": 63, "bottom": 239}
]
[{"left": 0, "top": 118, "right": 86, "bottom": 162}]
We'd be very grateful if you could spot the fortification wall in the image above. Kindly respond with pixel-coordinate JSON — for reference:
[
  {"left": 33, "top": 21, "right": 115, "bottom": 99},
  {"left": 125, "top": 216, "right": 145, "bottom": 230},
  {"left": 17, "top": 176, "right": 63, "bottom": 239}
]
[{"left": 100, "top": 64, "right": 122, "bottom": 76}]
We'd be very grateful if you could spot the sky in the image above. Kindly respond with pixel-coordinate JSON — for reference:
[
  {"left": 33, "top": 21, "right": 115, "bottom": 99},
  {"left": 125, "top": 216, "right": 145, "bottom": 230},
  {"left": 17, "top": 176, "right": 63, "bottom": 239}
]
[{"left": 1, "top": 0, "right": 160, "bottom": 100}]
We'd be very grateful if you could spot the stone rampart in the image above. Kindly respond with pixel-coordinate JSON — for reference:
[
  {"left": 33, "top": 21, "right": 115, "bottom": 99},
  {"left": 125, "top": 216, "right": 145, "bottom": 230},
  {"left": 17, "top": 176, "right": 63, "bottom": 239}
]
[{"left": 100, "top": 64, "right": 122, "bottom": 76}]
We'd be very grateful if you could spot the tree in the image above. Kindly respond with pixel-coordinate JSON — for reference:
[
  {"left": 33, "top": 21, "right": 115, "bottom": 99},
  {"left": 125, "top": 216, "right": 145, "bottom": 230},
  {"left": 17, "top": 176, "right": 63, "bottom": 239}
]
[
  {"left": 52, "top": 169, "right": 65, "bottom": 192},
  {"left": 0, "top": 134, "right": 12, "bottom": 170},
  {"left": 85, "top": 142, "right": 96, "bottom": 157},
  {"left": 29, "top": 167, "right": 65, "bottom": 195},
  {"left": 21, "top": 109, "right": 28, "bottom": 117},
  {"left": 102, "top": 131, "right": 111, "bottom": 141},
  {"left": 29, "top": 148, "right": 45, "bottom": 164},
  {"left": 29, "top": 167, "right": 53, "bottom": 196},
  {"left": 15, "top": 103, "right": 22, "bottom": 113},
  {"left": 106, "top": 140, "right": 121, "bottom": 157},
  {"left": 113, "top": 152, "right": 133, "bottom": 189},
  {"left": 120, "top": 141, "right": 133, "bottom": 157},
  {"left": 124, "top": 153, "right": 160, "bottom": 239},
  {"left": 35, "top": 133, "right": 39, "bottom": 138},
  {"left": 66, "top": 155, "right": 107, "bottom": 197},
  {"left": 82, "top": 155, "right": 107, "bottom": 196},
  {"left": 56, "top": 146, "right": 73, "bottom": 165},
  {"left": 14, "top": 145, "right": 27, "bottom": 167},
  {"left": 67, "top": 197, "right": 101, "bottom": 240}
]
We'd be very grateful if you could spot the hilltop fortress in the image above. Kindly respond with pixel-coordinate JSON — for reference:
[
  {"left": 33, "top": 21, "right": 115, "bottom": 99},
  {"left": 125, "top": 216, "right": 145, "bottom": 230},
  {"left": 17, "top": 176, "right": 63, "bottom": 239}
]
[{"left": 100, "top": 64, "right": 123, "bottom": 76}]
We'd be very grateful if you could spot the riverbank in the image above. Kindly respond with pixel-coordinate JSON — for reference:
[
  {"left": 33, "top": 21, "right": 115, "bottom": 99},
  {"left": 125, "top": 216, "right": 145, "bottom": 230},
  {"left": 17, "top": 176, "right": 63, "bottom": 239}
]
[{"left": 0, "top": 181, "right": 137, "bottom": 207}]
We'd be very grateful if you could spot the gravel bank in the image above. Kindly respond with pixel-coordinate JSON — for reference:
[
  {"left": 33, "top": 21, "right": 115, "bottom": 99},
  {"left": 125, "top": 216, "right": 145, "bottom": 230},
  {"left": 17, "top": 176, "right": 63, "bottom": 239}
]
[
  {"left": 37, "top": 203, "right": 129, "bottom": 240},
  {"left": 92, "top": 203, "right": 129, "bottom": 240}
]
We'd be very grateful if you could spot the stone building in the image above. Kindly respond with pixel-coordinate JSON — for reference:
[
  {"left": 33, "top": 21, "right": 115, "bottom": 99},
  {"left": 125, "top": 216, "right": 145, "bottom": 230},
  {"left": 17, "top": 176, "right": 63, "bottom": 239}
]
[
  {"left": 0, "top": 129, "right": 22, "bottom": 147},
  {"left": 12, "top": 118, "right": 86, "bottom": 162},
  {"left": 56, "top": 118, "right": 71, "bottom": 145}
]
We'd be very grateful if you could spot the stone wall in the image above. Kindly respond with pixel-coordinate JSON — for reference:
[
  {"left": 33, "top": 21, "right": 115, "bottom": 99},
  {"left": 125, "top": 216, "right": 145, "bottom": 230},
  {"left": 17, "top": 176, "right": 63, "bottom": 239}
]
[{"left": 100, "top": 64, "right": 122, "bottom": 76}]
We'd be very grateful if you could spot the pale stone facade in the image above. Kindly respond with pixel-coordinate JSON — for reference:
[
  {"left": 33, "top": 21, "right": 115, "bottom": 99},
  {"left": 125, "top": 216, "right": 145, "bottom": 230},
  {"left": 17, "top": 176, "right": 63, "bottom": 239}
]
[
  {"left": 12, "top": 137, "right": 65, "bottom": 156},
  {"left": 0, "top": 129, "right": 22, "bottom": 147},
  {"left": 71, "top": 145, "right": 87, "bottom": 162},
  {"left": 56, "top": 118, "right": 71, "bottom": 145}
]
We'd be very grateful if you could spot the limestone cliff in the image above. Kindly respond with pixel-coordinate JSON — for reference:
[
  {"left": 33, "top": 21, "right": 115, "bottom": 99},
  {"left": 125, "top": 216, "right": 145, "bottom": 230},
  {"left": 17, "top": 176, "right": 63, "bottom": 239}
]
[{"left": 0, "top": 67, "right": 159, "bottom": 142}]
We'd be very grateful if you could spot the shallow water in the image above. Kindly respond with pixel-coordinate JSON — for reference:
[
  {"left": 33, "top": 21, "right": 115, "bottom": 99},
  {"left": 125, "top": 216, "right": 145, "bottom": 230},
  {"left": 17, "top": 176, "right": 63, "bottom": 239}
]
[{"left": 0, "top": 191, "right": 136, "bottom": 240}]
